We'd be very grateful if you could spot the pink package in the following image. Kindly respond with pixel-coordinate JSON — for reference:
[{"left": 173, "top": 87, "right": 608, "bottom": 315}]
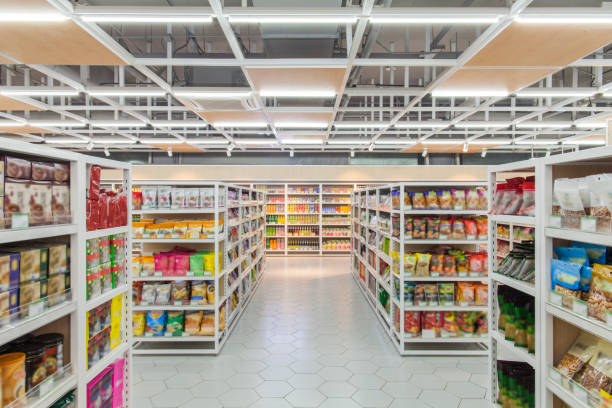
[
  {"left": 87, "top": 366, "right": 113, "bottom": 408},
  {"left": 111, "top": 358, "right": 125, "bottom": 408},
  {"left": 173, "top": 254, "right": 190, "bottom": 275},
  {"left": 154, "top": 254, "right": 169, "bottom": 275}
]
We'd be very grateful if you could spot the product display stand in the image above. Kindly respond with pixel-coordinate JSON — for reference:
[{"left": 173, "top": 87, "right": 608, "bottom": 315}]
[
  {"left": 256, "top": 183, "right": 353, "bottom": 256},
  {"left": 351, "top": 182, "right": 489, "bottom": 355},
  {"left": 131, "top": 183, "right": 265, "bottom": 354},
  {"left": 538, "top": 146, "right": 612, "bottom": 408},
  {"left": 0, "top": 138, "right": 132, "bottom": 408},
  {"left": 487, "top": 159, "right": 540, "bottom": 407}
]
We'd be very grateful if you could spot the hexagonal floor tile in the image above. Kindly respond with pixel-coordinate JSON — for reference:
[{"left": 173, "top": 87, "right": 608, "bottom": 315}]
[
  {"left": 352, "top": 389, "right": 393, "bottom": 408},
  {"left": 319, "top": 367, "right": 352, "bottom": 381},
  {"left": 286, "top": 389, "right": 326, "bottom": 407},
  {"left": 165, "top": 373, "right": 201, "bottom": 389},
  {"left": 348, "top": 374, "right": 386, "bottom": 390},
  {"left": 250, "top": 398, "right": 293, "bottom": 408},
  {"left": 234, "top": 360, "right": 267, "bottom": 373},
  {"left": 260, "top": 366, "right": 295, "bottom": 381},
  {"left": 141, "top": 367, "right": 177, "bottom": 381},
  {"left": 382, "top": 382, "right": 422, "bottom": 399},
  {"left": 218, "top": 389, "right": 260, "bottom": 407},
  {"left": 410, "top": 374, "right": 446, "bottom": 390},
  {"left": 288, "top": 374, "right": 325, "bottom": 389},
  {"left": 291, "top": 360, "right": 323, "bottom": 374},
  {"left": 446, "top": 382, "right": 486, "bottom": 398},
  {"left": 255, "top": 381, "right": 294, "bottom": 398},
  {"left": 190, "top": 381, "right": 230, "bottom": 398},
  {"left": 389, "top": 399, "right": 433, "bottom": 408},
  {"left": 179, "top": 398, "right": 222, "bottom": 408},
  {"left": 133, "top": 397, "right": 153, "bottom": 408},
  {"left": 240, "top": 349, "right": 270, "bottom": 361},
  {"left": 419, "top": 390, "right": 460, "bottom": 408},
  {"left": 318, "top": 381, "right": 357, "bottom": 398},
  {"left": 199, "top": 365, "right": 236, "bottom": 381},
  {"left": 265, "top": 354, "right": 297, "bottom": 367},
  {"left": 133, "top": 381, "right": 166, "bottom": 398},
  {"left": 376, "top": 366, "right": 413, "bottom": 382},
  {"left": 151, "top": 389, "right": 193, "bottom": 407},
  {"left": 226, "top": 373, "right": 264, "bottom": 389},
  {"left": 319, "top": 398, "right": 362, "bottom": 408},
  {"left": 435, "top": 367, "right": 471, "bottom": 382},
  {"left": 459, "top": 399, "right": 491, "bottom": 408},
  {"left": 346, "top": 360, "right": 378, "bottom": 374},
  {"left": 469, "top": 374, "right": 488, "bottom": 388}
]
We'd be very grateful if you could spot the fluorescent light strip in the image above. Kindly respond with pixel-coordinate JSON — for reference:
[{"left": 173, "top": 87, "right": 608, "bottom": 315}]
[
  {"left": 0, "top": 13, "right": 68, "bottom": 22},
  {"left": 91, "top": 121, "right": 147, "bottom": 128},
  {"left": 280, "top": 139, "right": 324, "bottom": 145},
  {"left": 81, "top": 15, "right": 213, "bottom": 23},
  {"left": 213, "top": 122, "right": 268, "bottom": 128},
  {"left": 45, "top": 139, "right": 90, "bottom": 144},
  {"left": 420, "top": 139, "right": 464, "bottom": 145},
  {"left": 0, "top": 88, "right": 80, "bottom": 97},
  {"left": 236, "top": 139, "right": 277, "bottom": 145},
  {"left": 140, "top": 138, "right": 184, "bottom": 144},
  {"left": 515, "top": 140, "right": 559, "bottom": 145},
  {"left": 260, "top": 90, "right": 336, "bottom": 98},
  {"left": 376, "top": 140, "right": 417, "bottom": 145},
  {"left": 369, "top": 16, "right": 500, "bottom": 24},
  {"left": 574, "top": 122, "right": 607, "bottom": 129},
  {"left": 515, "top": 15, "right": 612, "bottom": 24},
  {"left": 562, "top": 139, "right": 606, "bottom": 145},
  {"left": 92, "top": 138, "right": 137, "bottom": 144},
  {"left": 334, "top": 122, "right": 389, "bottom": 129},
  {"left": 394, "top": 122, "right": 449, "bottom": 129},
  {"left": 228, "top": 16, "right": 357, "bottom": 24},
  {"left": 431, "top": 89, "right": 508, "bottom": 98},
  {"left": 516, "top": 121, "right": 572, "bottom": 128},
  {"left": 28, "top": 121, "right": 87, "bottom": 128},
  {"left": 275, "top": 122, "right": 329, "bottom": 129},
  {"left": 469, "top": 139, "right": 512, "bottom": 145},
  {"left": 0, "top": 120, "right": 27, "bottom": 127},
  {"left": 454, "top": 121, "right": 511, "bottom": 128},
  {"left": 174, "top": 90, "right": 252, "bottom": 99},
  {"left": 151, "top": 120, "right": 209, "bottom": 128},
  {"left": 327, "top": 139, "right": 371, "bottom": 145},
  {"left": 515, "top": 89, "right": 595, "bottom": 98},
  {"left": 88, "top": 88, "right": 166, "bottom": 97}
]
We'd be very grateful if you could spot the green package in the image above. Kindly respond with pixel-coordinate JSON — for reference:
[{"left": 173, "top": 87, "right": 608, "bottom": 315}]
[
  {"left": 166, "top": 311, "right": 184, "bottom": 335},
  {"left": 189, "top": 253, "right": 205, "bottom": 275},
  {"left": 438, "top": 283, "right": 455, "bottom": 305}
]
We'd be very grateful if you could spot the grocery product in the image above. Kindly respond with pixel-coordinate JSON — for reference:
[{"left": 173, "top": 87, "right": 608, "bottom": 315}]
[
  {"left": 0, "top": 352, "right": 25, "bottom": 406},
  {"left": 496, "top": 360, "right": 535, "bottom": 408}
]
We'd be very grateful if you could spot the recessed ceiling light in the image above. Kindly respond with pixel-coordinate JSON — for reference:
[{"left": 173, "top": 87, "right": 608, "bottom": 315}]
[
  {"left": 81, "top": 15, "right": 214, "bottom": 23},
  {"left": 334, "top": 122, "right": 389, "bottom": 129},
  {"left": 431, "top": 89, "right": 508, "bottom": 98},
  {"left": 0, "top": 13, "right": 68, "bottom": 22},
  {"left": 0, "top": 87, "right": 80, "bottom": 97},
  {"left": 0, "top": 119, "right": 27, "bottom": 127},
  {"left": 369, "top": 16, "right": 501, "bottom": 24},
  {"left": 91, "top": 120, "right": 147, "bottom": 128},
  {"left": 228, "top": 16, "right": 357, "bottom": 24},
  {"left": 88, "top": 88, "right": 166, "bottom": 97},
  {"left": 275, "top": 122, "right": 329, "bottom": 129},
  {"left": 260, "top": 90, "right": 336, "bottom": 98},
  {"left": 173, "top": 89, "right": 252, "bottom": 99}
]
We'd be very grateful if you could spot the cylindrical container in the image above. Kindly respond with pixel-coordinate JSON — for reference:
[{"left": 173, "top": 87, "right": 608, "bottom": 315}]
[
  {"left": 0, "top": 352, "right": 25, "bottom": 406},
  {"left": 35, "top": 333, "right": 64, "bottom": 376},
  {"left": 21, "top": 343, "right": 46, "bottom": 392}
]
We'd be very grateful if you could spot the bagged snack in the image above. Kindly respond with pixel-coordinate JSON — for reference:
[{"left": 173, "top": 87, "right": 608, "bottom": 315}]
[
  {"left": 442, "top": 312, "right": 460, "bottom": 337},
  {"left": 439, "top": 283, "right": 455, "bottom": 306},
  {"left": 184, "top": 311, "right": 203, "bottom": 335},
  {"left": 456, "top": 255, "right": 469, "bottom": 276},
  {"left": 412, "top": 192, "right": 426, "bottom": 210},
  {"left": 404, "top": 311, "right": 420, "bottom": 336},
  {"left": 475, "top": 313, "right": 488, "bottom": 335},
  {"left": 438, "top": 190, "right": 452, "bottom": 210},
  {"left": 422, "top": 311, "right": 442, "bottom": 337},
  {"left": 185, "top": 189, "right": 200, "bottom": 208},
  {"left": 132, "top": 312, "right": 145, "bottom": 337},
  {"left": 425, "top": 284, "right": 439, "bottom": 306},
  {"left": 199, "top": 313, "right": 215, "bottom": 336},
  {"left": 451, "top": 219, "right": 466, "bottom": 240},
  {"left": 477, "top": 187, "right": 488, "bottom": 210},
  {"left": 200, "top": 188, "right": 214, "bottom": 209},
  {"left": 579, "top": 341, "right": 612, "bottom": 394},
  {"left": 155, "top": 283, "right": 172, "bottom": 305},
  {"left": 475, "top": 284, "right": 488, "bottom": 306},
  {"left": 141, "top": 186, "right": 157, "bottom": 209},
  {"left": 404, "top": 254, "right": 417, "bottom": 276},
  {"left": 415, "top": 284, "right": 426, "bottom": 305},
  {"left": 166, "top": 312, "right": 184, "bottom": 335},
  {"left": 425, "top": 190, "right": 439, "bottom": 210},
  {"left": 586, "top": 264, "right": 612, "bottom": 322},
  {"left": 571, "top": 242, "right": 607, "bottom": 265},
  {"left": 404, "top": 282, "right": 415, "bottom": 305},
  {"left": 141, "top": 283, "right": 157, "bottom": 305},
  {"left": 171, "top": 281, "right": 189, "bottom": 305},
  {"left": 442, "top": 255, "right": 457, "bottom": 277},
  {"left": 141, "top": 256, "right": 155, "bottom": 277},
  {"left": 555, "top": 332, "right": 599, "bottom": 379},
  {"left": 450, "top": 189, "right": 466, "bottom": 211},
  {"left": 555, "top": 178, "right": 586, "bottom": 217},
  {"left": 466, "top": 188, "right": 480, "bottom": 210},
  {"left": 457, "top": 282, "right": 475, "bottom": 305},
  {"left": 146, "top": 311, "right": 166, "bottom": 336},
  {"left": 464, "top": 219, "right": 477, "bottom": 240},
  {"left": 191, "top": 281, "right": 208, "bottom": 305},
  {"left": 415, "top": 253, "right": 431, "bottom": 277},
  {"left": 173, "top": 222, "right": 188, "bottom": 239},
  {"left": 404, "top": 218, "right": 413, "bottom": 236},
  {"left": 518, "top": 182, "right": 535, "bottom": 216},
  {"left": 412, "top": 217, "right": 426, "bottom": 239},
  {"left": 551, "top": 259, "right": 582, "bottom": 308},
  {"left": 430, "top": 254, "right": 443, "bottom": 276},
  {"left": 207, "top": 284, "right": 215, "bottom": 304},
  {"left": 555, "top": 247, "right": 589, "bottom": 267},
  {"left": 439, "top": 219, "right": 452, "bottom": 239},
  {"left": 403, "top": 191, "right": 412, "bottom": 209},
  {"left": 426, "top": 218, "right": 440, "bottom": 240},
  {"left": 457, "top": 312, "right": 475, "bottom": 335},
  {"left": 157, "top": 186, "right": 171, "bottom": 208},
  {"left": 475, "top": 217, "right": 488, "bottom": 240},
  {"left": 171, "top": 188, "right": 185, "bottom": 209}
]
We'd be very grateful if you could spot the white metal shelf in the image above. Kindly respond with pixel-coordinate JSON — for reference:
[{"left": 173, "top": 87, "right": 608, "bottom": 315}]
[
  {"left": 0, "top": 224, "right": 77, "bottom": 245},
  {"left": 490, "top": 272, "right": 536, "bottom": 297},
  {"left": 403, "top": 336, "right": 488, "bottom": 343},
  {"left": 0, "top": 301, "right": 76, "bottom": 346},
  {"left": 489, "top": 214, "right": 535, "bottom": 226},
  {"left": 133, "top": 304, "right": 215, "bottom": 311},
  {"left": 133, "top": 208, "right": 215, "bottom": 214},
  {"left": 404, "top": 305, "right": 488, "bottom": 312},
  {"left": 85, "top": 342, "right": 129, "bottom": 383},
  {"left": 403, "top": 276, "right": 488, "bottom": 282},
  {"left": 133, "top": 238, "right": 219, "bottom": 244},
  {"left": 545, "top": 379, "right": 588, "bottom": 408},
  {"left": 133, "top": 335, "right": 216, "bottom": 342},
  {"left": 403, "top": 239, "right": 487, "bottom": 245},
  {"left": 86, "top": 285, "right": 129, "bottom": 311},
  {"left": 133, "top": 275, "right": 214, "bottom": 281},
  {"left": 545, "top": 227, "right": 612, "bottom": 246},
  {"left": 491, "top": 330, "right": 536, "bottom": 368},
  {"left": 27, "top": 373, "right": 78, "bottom": 408},
  {"left": 403, "top": 210, "right": 488, "bottom": 215},
  {"left": 545, "top": 302, "right": 612, "bottom": 341},
  {"left": 84, "top": 225, "right": 129, "bottom": 240}
]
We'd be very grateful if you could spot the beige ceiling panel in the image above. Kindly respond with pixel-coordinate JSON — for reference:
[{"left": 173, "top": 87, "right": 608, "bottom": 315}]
[
  {"left": 150, "top": 143, "right": 204, "bottom": 153},
  {"left": 0, "top": 96, "right": 44, "bottom": 111},
  {"left": 0, "top": 0, "right": 124, "bottom": 65},
  {"left": 197, "top": 111, "right": 267, "bottom": 124},
  {"left": 0, "top": 126, "right": 53, "bottom": 135},
  {"left": 400, "top": 144, "right": 494, "bottom": 153},
  {"left": 278, "top": 134, "right": 325, "bottom": 141},
  {"left": 466, "top": 22, "right": 612, "bottom": 67},
  {"left": 246, "top": 68, "right": 346, "bottom": 93},
  {"left": 437, "top": 68, "right": 556, "bottom": 95},
  {"left": 269, "top": 112, "right": 333, "bottom": 124}
]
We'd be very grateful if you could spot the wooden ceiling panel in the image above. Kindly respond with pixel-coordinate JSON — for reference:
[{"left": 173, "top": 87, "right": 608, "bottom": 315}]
[
  {"left": 0, "top": 126, "right": 53, "bottom": 135},
  {"left": 437, "top": 68, "right": 556, "bottom": 94},
  {"left": 246, "top": 68, "right": 346, "bottom": 93},
  {"left": 466, "top": 22, "right": 612, "bottom": 67},
  {"left": 197, "top": 111, "right": 267, "bottom": 124},
  {"left": 0, "top": 96, "right": 44, "bottom": 111},
  {"left": 400, "top": 144, "right": 499, "bottom": 153},
  {"left": 150, "top": 143, "right": 204, "bottom": 153},
  {"left": 269, "top": 112, "right": 333, "bottom": 124}
]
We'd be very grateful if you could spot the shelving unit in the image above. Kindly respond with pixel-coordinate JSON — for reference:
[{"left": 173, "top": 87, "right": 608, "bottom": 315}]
[
  {"left": 255, "top": 183, "right": 354, "bottom": 255},
  {"left": 351, "top": 182, "right": 489, "bottom": 356},
  {"left": 539, "top": 146, "right": 612, "bottom": 408},
  {"left": 0, "top": 138, "right": 132, "bottom": 408},
  {"left": 487, "top": 159, "right": 540, "bottom": 407},
  {"left": 131, "top": 183, "right": 265, "bottom": 355}
]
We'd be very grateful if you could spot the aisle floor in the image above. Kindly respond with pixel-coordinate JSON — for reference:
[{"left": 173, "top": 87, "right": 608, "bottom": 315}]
[{"left": 133, "top": 257, "right": 489, "bottom": 408}]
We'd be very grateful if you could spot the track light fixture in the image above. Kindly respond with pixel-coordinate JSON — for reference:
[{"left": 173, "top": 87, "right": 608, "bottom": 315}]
[
  {"left": 368, "top": 144, "right": 374, "bottom": 152},
  {"left": 422, "top": 148, "right": 428, "bottom": 157},
  {"left": 289, "top": 150, "right": 294, "bottom": 158},
  {"left": 167, "top": 147, "right": 172, "bottom": 157},
  {"left": 227, "top": 150, "right": 231, "bottom": 157},
  {"left": 350, "top": 149, "right": 355, "bottom": 158},
  {"left": 463, "top": 143, "right": 469, "bottom": 152},
  {"left": 481, "top": 148, "right": 487, "bottom": 158},
  {"left": 87, "top": 141, "right": 94, "bottom": 151},
  {"left": 104, "top": 146, "right": 110, "bottom": 157}
]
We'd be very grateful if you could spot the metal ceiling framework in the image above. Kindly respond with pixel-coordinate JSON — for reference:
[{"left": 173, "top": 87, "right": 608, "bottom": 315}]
[{"left": 0, "top": 0, "right": 610, "bottom": 155}]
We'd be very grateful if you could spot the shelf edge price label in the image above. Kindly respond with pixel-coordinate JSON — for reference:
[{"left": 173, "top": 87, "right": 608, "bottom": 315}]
[
  {"left": 572, "top": 384, "right": 589, "bottom": 403},
  {"left": 580, "top": 216, "right": 597, "bottom": 233},
  {"left": 11, "top": 213, "right": 29, "bottom": 229},
  {"left": 607, "top": 311, "right": 612, "bottom": 328},
  {"left": 549, "top": 368, "right": 562, "bottom": 384},
  {"left": 28, "top": 300, "right": 45, "bottom": 317},
  {"left": 550, "top": 291, "right": 563, "bottom": 307},
  {"left": 549, "top": 215, "right": 562, "bottom": 228},
  {"left": 572, "top": 299, "right": 588, "bottom": 317},
  {"left": 422, "top": 329, "right": 435, "bottom": 339},
  {"left": 38, "top": 377, "right": 54, "bottom": 396}
]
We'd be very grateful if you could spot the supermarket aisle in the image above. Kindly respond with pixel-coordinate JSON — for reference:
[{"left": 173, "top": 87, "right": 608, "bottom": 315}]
[{"left": 133, "top": 257, "right": 488, "bottom": 408}]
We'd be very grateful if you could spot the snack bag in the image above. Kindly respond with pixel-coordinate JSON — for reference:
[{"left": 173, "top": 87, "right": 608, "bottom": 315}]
[
  {"left": 171, "top": 187, "right": 185, "bottom": 209},
  {"left": 457, "top": 312, "right": 475, "bottom": 335},
  {"left": 191, "top": 281, "right": 208, "bottom": 305},
  {"left": 464, "top": 219, "right": 477, "bottom": 240},
  {"left": 425, "top": 190, "right": 439, "bottom": 210},
  {"left": 579, "top": 341, "right": 612, "bottom": 394},
  {"left": 166, "top": 312, "right": 184, "bottom": 335},
  {"left": 425, "top": 284, "right": 439, "bottom": 306},
  {"left": 439, "top": 219, "right": 452, "bottom": 239},
  {"left": 405, "top": 218, "right": 413, "bottom": 237},
  {"left": 438, "top": 190, "right": 452, "bottom": 210},
  {"left": 426, "top": 218, "right": 440, "bottom": 240},
  {"left": 132, "top": 312, "right": 145, "bottom": 337},
  {"left": 457, "top": 282, "right": 475, "bottom": 306},
  {"left": 412, "top": 218, "right": 426, "bottom": 240},
  {"left": 412, "top": 192, "right": 426, "bottom": 210},
  {"left": 466, "top": 188, "right": 480, "bottom": 210},
  {"left": 442, "top": 312, "right": 459, "bottom": 337},
  {"left": 430, "top": 254, "right": 443, "bottom": 276},
  {"left": 155, "top": 283, "right": 172, "bottom": 305},
  {"left": 404, "top": 254, "right": 417, "bottom": 276},
  {"left": 451, "top": 219, "right": 466, "bottom": 240},
  {"left": 157, "top": 186, "right": 171, "bottom": 208},
  {"left": 414, "top": 284, "right": 426, "bottom": 305},
  {"left": 456, "top": 255, "right": 469, "bottom": 276},
  {"left": 415, "top": 253, "right": 431, "bottom": 277},
  {"left": 586, "top": 264, "right": 612, "bottom": 322},
  {"left": 475, "top": 313, "right": 488, "bottom": 335},
  {"left": 555, "top": 332, "right": 599, "bottom": 379},
  {"left": 184, "top": 311, "right": 203, "bottom": 335},
  {"left": 422, "top": 311, "right": 442, "bottom": 337},
  {"left": 146, "top": 311, "right": 167, "bottom": 336},
  {"left": 451, "top": 189, "right": 466, "bottom": 211},
  {"left": 404, "top": 311, "right": 420, "bottom": 336},
  {"left": 438, "top": 283, "right": 455, "bottom": 306},
  {"left": 475, "top": 284, "right": 489, "bottom": 306},
  {"left": 442, "top": 255, "right": 457, "bottom": 277},
  {"left": 551, "top": 259, "right": 582, "bottom": 308},
  {"left": 404, "top": 282, "right": 415, "bottom": 305},
  {"left": 475, "top": 217, "right": 488, "bottom": 240},
  {"left": 477, "top": 187, "right": 488, "bottom": 210}
]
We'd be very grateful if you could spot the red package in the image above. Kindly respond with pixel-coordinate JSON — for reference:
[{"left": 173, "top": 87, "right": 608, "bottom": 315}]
[
  {"left": 89, "top": 200, "right": 100, "bottom": 231},
  {"left": 98, "top": 193, "right": 109, "bottom": 230},
  {"left": 442, "top": 312, "right": 460, "bottom": 337},
  {"left": 475, "top": 217, "right": 488, "bottom": 240},
  {"left": 422, "top": 311, "right": 442, "bottom": 337},
  {"left": 155, "top": 254, "right": 169, "bottom": 275},
  {"left": 481, "top": 254, "right": 488, "bottom": 275},
  {"left": 468, "top": 254, "right": 484, "bottom": 276},
  {"left": 119, "top": 192, "right": 127, "bottom": 226},
  {"left": 132, "top": 189, "right": 142, "bottom": 210},
  {"left": 457, "top": 282, "right": 475, "bottom": 305},
  {"left": 464, "top": 219, "right": 477, "bottom": 240},
  {"left": 442, "top": 255, "right": 457, "bottom": 277},
  {"left": 404, "top": 311, "right": 420, "bottom": 336},
  {"left": 89, "top": 165, "right": 101, "bottom": 200},
  {"left": 86, "top": 198, "right": 92, "bottom": 231},
  {"left": 108, "top": 194, "right": 118, "bottom": 228}
]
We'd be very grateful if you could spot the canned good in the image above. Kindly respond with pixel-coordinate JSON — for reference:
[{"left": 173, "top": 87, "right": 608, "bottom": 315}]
[
  {"left": 0, "top": 352, "right": 25, "bottom": 406},
  {"left": 36, "top": 333, "right": 63, "bottom": 375},
  {"left": 21, "top": 342, "right": 46, "bottom": 391}
]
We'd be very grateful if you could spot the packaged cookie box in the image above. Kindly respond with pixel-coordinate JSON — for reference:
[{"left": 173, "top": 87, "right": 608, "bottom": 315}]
[
  {"left": 52, "top": 182, "right": 70, "bottom": 224},
  {"left": 0, "top": 253, "right": 20, "bottom": 291},
  {"left": 0, "top": 287, "right": 20, "bottom": 324},
  {"left": 39, "top": 243, "right": 68, "bottom": 276},
  {"left": 4, "top": 156, "right": 31, "bottom": 180},
  {"left": 19, "top": 279, "right": 41, "bottom": 317},
  {"left": 3, "top": 247, "right": 46, "bottom": 282},
  {"left": 4, "top": 178, "right": 29, "bottom": 227},
  {"left": 28, "top": 181, "right": 53, "bottom": 225}
]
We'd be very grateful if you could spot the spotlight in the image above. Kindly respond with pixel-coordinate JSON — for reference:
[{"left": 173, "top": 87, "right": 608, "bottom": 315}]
[
  {"left": 350, "top": 149, "right": 355, "bottom": 158},
  {"left": 481, "top": 148, "right": 487, "bottom": 158},
  {"left": 289, "top": 150, "right": 294, "bottom": 158},
  {"left": 87, "top": 141, "right": 94, "bottom": 151},
  {"left": 422, "top": 148, "right": 428, "bottom": 157},
  {"left": 104, "top": 146, "right": 110, "bottom": 157},
  {"left": 546, "top": 150, "right": 551, "bottom": 157},
  {"left": 228, "top": 143, "right": 235, "bottom": 151},
  {"left": 167, "top": 147, "right": 172, "bottom": 157},
  {"left": 463, "top": 142, "right": 468, "bottom": 152},
  {"left": 227, "top": 150, "right": 231, "bottom": 157},
  {"left": 368, "top": 144, "right": 374, "bottom": 152}
]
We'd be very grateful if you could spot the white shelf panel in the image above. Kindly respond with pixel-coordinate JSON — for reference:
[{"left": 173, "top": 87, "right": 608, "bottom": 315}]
[
  {"left": 85, "top": 342, "right": 129, "bottom": 382},
  {"left": 545, "top": 302, "right": 612, "bottom": 341},
  {"left": 404, "top": 305, "right": 488, "bottom": 312},
  {"left": 133, "top": 208, "right": 215, "bottom": 214},
  {"left": 403, "top": 239, "right": 487, "bottom": 245},
  {"left": 490, "top": 273, "right": 536, "bottom": 296},
  {"left": 0, "top": 301, "right": 76, "bottom": 346},
  {"left": 133, "top": 275, "right": 215, "bottom": 281},
  {"left": 546, "top": 227, "right": 612, "bottom": 246},
  {"left": 85, "top": 225, "right": 129, "bottom": 239},
  {"left": 403, "top": 336, "right": 488, "bottom": 343},
  {"left": 546, "top": 379, "right": 588, "bottom": 408},
  {"left": 403, "top": 276, "right": 488, "bottom": 282},
  {"left": 491, "top": 330, "right": 536, "bottom": 368},
  {"left": 133, "top": 304, "right": 215, "bottom": 311},
  {"left": 86, "top": 285, "right": 129, "bottom": 311},
  {"left": 27, "top": 372, "right": 77, "bottom": 408},
  {"left": 404, "top": 210, "right": 487, "bottom": 215},
  {"left": 133, "top": 335, "right": 216, "bottom": 342},
  {"left": 134, "top": 238, "right": 219, "bottom": 244},
  {"left": 489, "top": 214, "right": 535, "bottom": 226},
  {"left": 0, "top": 224, "right": 77, "bottom": 245}
]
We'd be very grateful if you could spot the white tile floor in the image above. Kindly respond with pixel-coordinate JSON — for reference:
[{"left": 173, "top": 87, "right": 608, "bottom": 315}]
[{"left": 133, "top": 257, "right": 490, "bottom": 408}]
